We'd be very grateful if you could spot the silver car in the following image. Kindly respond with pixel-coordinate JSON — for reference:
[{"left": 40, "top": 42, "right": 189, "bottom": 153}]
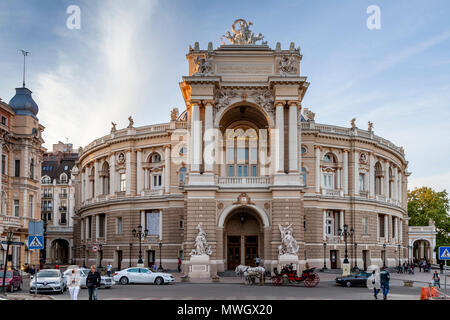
[
  {"left": 29, "top": 269, "right": 66, "bottom": 294},
  {"left": 63, "top": 268, "right": 115, "bottom": 289}
]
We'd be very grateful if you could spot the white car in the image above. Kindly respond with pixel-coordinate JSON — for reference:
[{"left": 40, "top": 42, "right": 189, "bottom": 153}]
[
  {"left": 113, "top": 267, "right": 174, "bottom": 285},
  {"left": 63, "top": 268, "right": 115, "bottom": 289},
  {"left": 29, "top": 269, "right": 66, "bottom": 294}
]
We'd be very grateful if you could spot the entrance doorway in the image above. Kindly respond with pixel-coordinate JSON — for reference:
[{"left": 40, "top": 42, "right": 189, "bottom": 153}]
[
  {"left": 330, "top": 250, "right": 338, "bottom": 269},
  {"left": 147, "top": 250, "right": 155, "bottom": 268},
  {"left": 227, "top": 236, "right": 240, "bottom": 270},
  {"left": 245, "top": 236, "right": 258, "bottom": 266},
  {"left": 362, "top": 250, "right": 369, "bottom": 271},
  {"left": 116, "top": 250, "right": 122, "bottom": 271}
]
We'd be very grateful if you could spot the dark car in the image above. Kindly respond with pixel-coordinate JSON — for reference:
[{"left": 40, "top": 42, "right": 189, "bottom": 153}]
[
  {"left": 335, "top": 271, "right": 371, "bottom": 287},
  {"left": 0, "top": 270, "right": 23, "bottom": 292}
]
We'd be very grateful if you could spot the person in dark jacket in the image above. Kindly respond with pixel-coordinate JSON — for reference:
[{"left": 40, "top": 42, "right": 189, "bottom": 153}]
[
  {"left": 380, "top": 268, "right": 391, "bottom": 300},
  {"left": 86, "top": 265, "right": 101, "bottom": 300}
]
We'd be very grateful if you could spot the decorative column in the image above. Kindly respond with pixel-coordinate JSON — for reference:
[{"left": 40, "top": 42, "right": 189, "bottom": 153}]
[
  {"left": 336, "top": 168, "right": 341, "bottom": 189},
  {"left": 322, "top": 210, "right": 326, "bottom": 241},
  {"left": 204, "top": 101, "right": 214, "bottom": 173},
  {"left": 81, "top": 170, "right": 85, "bottom": 202},
  {"left": 164, "top": 146, "right": 170, "bottom": 193},
  {"left": 190, "top": 102, "right": 202, "bottom": 172},
  {"left": 384, "top": 215, "right": 388, "bottom": 241},
  {"left": 343, "top": 150, "right": 348, "bottom": 195},
  {"left": 339, "top": 210, "right": 344, "bottom": 240},
  {"left": 384, "top": 161, "right": 390, "bottom": 198},
  {"left": 288, "top": 101, "right": 298, "bottom": 173},
  {"left": 95, "top": 215, "right": 99, "bottom": 239},
  {"left": 109, "top": 154, "right": 115, "bottom": 195},
  {"left": 126, "top": 151, "right": 131, "bottom": 195},
  {"left": 354, "top": 151, "right": 359, "bottom": 195},
  {"left": 94, "top": 161, "right": 99, "bottom": 197},
  {"left": 369, "top": 154, "right": 375, "bottom": 197},
  {"left": 85, "top": 167, "right": 89, "bottom": 200},
  {"left": 136, "top": 149, "right": 143, "bottom": 194},
  {"left": 80, "top": 220, "right": 84, "bottom": 241},
  {"left": 398, "top": 171, "right": 402, "bottom": 204},
  {"left": 315, "top": 146, "right": 321, "bottom": 193},
  {"left": 275, "top": 101, "right": 285, "bottom": 173},
  {"left": 0, "top": 144, "right": 2, "bottom": 195},
  {"left": 393, "top": 167, "right": 398, "bottom": 201}
]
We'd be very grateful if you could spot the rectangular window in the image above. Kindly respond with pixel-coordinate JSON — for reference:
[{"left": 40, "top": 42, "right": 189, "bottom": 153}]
[
  {"left": 323, "top": 174, "right": 333, "bottom": 189},
  {"left": 117, "top": 217, "right": 122, "bottom": 235},
  {"left": 392, "top": 216, "right": 395, "bottom": 238},
  {"left": 29, "top": 195, "right": 33, "bottom": 217},
  {"left": 359, "top": 173, "right": 366, "bottom": 192},
  {"left": 1, "top": 155, "right": 5, "bottom": 175},
  {"left": 14, "top": 200, "right": 19, "bottom": 217},
  {"left": 99, "top": 214, "right": 105, "bottom": 237},
  {"left": 362, "top": 217, "right": 368, "bottom": 235},
  {"left": 243, "top": 165, "right": 248, "bottom": 177},
  {"left": 228, "top": 165, "right": 234, "bottom": 177},
  {"left": 152, "top": 175, "right": 162, "bottom": 188},
  {"left": 237, "top": 148, "right": 248, "bottom": 161},
  {"left": 379, "top": 215, "right": 385, "bottom": 238},
  {"left": 237, "top": 165, "right": 242, "bottom": 177},
  {"left": 120, "top": 173, "right": 126, "bottom": 192},
  {"left": 14, "top": 160, "right": 20, "bottom": 177},
  {"left": 250, "top": 148, "right": 257, "bottom": 162},
  {"left": 252, "top": 165, "right": 257, "bottom": 177},
  {"left": 146, "top": 210, "right": 160, "bottom": 237},
  {"left": 179, "top": 219, "right": 184, "bottom": 230},
  {"left": 1, "top": 116, "right": 7, "bottom": 125}
]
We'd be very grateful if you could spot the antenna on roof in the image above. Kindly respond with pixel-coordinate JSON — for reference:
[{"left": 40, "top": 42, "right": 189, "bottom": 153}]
[{"left": 19, "top": 50, "right": 30, "bottom": 88}]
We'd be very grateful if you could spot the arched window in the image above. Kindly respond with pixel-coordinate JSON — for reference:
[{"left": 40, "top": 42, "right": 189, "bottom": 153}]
[
  {"left": 179, "top": 167, "right": 187, "bottom": 184},
  {"left": 42, "top": 176, "right": 51, "bottom": 184},
  {"left": 60, "top": 173, "right": 68, "bottom": 183},
  {"left": 322, "top": 153, "right": 337, "bottom": 189},
  {"left": 375, "top": 162, "right": 383, "bottom": 195},
  {"left": 226, "top": 127, "right": 258, "bottom": 177},
  {"left": 301, "top": 167, "right": 307, "bottom": 186}
]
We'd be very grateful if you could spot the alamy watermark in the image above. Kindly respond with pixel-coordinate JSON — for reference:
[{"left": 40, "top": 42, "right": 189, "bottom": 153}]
[
  {"left": 366, "top": 5, "right": 381, "bottom": 30},
  {"left": 66, "top": 5, "right": 81, "bottom": 30}
]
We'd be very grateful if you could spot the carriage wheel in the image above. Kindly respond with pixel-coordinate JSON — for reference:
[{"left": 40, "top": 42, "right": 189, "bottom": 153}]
[
  {"left": 272, "top": 276, "right": 282, "bottom": 286},
  {"left": 304, "top": 273, "right": 320, "bottom": 288}
]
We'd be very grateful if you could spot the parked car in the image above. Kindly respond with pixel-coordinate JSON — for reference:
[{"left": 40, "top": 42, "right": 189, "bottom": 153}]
[
  {"left": 335, "top": 271, "right": 371, "bottom": 287},
  {"left": 62, "top": 267, "right": 115, "bottom": 289},
  {"left": 29, "top": 269, "right": 66, "bottom": 294},
  {"left": 0, "top": 270, "right": 23, "bottom": 292},
  {"left": 113, "top": 267, "right": 174, "bottom": 285}
]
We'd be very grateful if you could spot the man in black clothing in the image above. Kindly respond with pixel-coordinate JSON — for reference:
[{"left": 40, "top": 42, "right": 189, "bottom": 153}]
[{"left": 86, "top": 265, "right": 101, "bottom": 300}]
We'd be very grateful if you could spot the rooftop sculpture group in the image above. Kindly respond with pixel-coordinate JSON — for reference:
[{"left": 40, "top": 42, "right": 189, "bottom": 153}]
[{"left": 221, "top": 19, "right": 265, "bottom": 45}]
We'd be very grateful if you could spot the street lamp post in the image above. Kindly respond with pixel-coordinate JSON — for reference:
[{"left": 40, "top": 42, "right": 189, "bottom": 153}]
[
  {"left": 129, "top": 243, "right": 132, "bottom": 268},
  {"left": 158, "top": 242, "right": 163, "bottom": 271},
  {"left": 132, "top": 225, "right": 148, "bottom": 266},
  {"left": 99, "top": 243, "right": 103, "bottom": 268},
  {"left": 337, "top": 224, "right": 354, "bottom": 264},
  {"left": 383, "top": 243, "right": 387, "bottom": 269},
  {"left": 321, "top": 242, "right": 327, "bottom": 271},
  {"left": 1, "top": 230, "right": 14, "bottom": 294}
]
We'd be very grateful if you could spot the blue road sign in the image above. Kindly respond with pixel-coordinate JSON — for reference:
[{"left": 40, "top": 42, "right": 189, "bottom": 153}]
[
  {"left": 28, "top": 221, "right": 44, "bottom": 237},
  {"left": 28, "top": 235, "right": 44, "bottom": 250},
  {"left": 439, "top": 246, "right": 450, "bottom": 260}
]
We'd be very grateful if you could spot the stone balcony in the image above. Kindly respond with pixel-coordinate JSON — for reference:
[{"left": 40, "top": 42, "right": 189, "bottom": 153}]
[
  {"left": 322, "top": 188, "right": 343, "bottom": 197},
  {"left": 0, "top": 215, "right": 23, "bottom": 229},
  {"left": 142, "top": 189, "right": 164, "bottom": 196},
  {"left": 216, "top": 176, "right": 272, "bottom": 188}
]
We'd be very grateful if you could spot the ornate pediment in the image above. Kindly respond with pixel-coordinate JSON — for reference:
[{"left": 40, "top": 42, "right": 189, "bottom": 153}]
[{"left": 233, "top": 193, "right": 255, "bottom": 206}]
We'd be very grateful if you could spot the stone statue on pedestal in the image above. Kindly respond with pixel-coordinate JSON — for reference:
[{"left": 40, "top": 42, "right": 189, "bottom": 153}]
[
  {"left": 278, "top": 224, "right": 299, "bottom": 256},
  {"left": 190, "top": 223, "right": 212, "bottom": 256}
]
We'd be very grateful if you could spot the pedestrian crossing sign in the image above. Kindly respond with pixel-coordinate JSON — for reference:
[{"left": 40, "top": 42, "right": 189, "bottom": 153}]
[
  {"left": 439, "top": 246, "right": 450, "bottom": 260},
  {"left": 28, "top": 235, "right": 44, "bottom": 250}
]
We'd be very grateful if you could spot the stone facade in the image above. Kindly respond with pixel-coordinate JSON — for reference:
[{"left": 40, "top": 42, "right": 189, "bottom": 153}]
[{"left": 72, "top": 20, "right": 410, "bottom": 275}]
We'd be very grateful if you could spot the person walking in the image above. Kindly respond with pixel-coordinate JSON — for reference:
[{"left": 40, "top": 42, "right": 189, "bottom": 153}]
[
  {"left": 367, "top": 267, "right": 381, "bottom": 300},
  {"left": 67, "top": 267, "right": 81, "bottom": 300},
  {"left": 177, "top": 257, "right": 182, "bottom": 272},
  {"left": 106, "top": 263, "right": 112, "bottom": 277},
  {"left": 86, "top": 265, "right": 101, "bottom": 300},
  {"left": 419, "top": 261, "right": 422, "bottom": 272},
  {"left": 255, "top": 256, "right": 260, "bottom": 267},
  {"left": 380, "top": 268, "right": 391, "bottom": 300},
  {"left": 432, "top": 271, "right": 441, "bottom": 288}
]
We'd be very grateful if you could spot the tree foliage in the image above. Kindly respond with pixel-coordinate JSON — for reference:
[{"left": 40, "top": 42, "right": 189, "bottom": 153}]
[{"left": 408, "top": 187, "right": 450, "bottom": 250}]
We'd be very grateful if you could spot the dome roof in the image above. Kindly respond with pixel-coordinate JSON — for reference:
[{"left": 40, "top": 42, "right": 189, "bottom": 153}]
[{"left": 8, "top": 87, "right": 39, "bottom": 119}]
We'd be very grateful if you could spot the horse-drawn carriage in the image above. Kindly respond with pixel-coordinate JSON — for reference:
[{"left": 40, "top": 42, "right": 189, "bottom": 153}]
[
  {"left": 271, "top": 264, "right": 320, "bottom": 287},
  {"left": 235, "top": 265, "right": 266, "bottom": 285}
]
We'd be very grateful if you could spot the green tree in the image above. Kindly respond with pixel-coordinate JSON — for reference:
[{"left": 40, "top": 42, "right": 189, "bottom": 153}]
[{"left": 408, "top": 187, "right": 450, "bottom": 255}]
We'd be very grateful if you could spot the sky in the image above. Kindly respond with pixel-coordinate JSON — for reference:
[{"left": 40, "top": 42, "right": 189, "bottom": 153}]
[{"left": 0, "top": 0, "right": 449, "bottom": 192}]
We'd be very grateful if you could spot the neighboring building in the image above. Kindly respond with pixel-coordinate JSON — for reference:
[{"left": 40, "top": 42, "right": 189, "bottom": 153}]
[
  {"left": 72, "top": 20, "right": 410, "bottom": 273},
  {"left": 0, "top": 86, "right": 45, "bottom": 270},
  {"left": 408, "top": 220, "right": 437, "bottom": 263},
  {"left": 41, "top": 142, "right": 78, "bottom": 264}
]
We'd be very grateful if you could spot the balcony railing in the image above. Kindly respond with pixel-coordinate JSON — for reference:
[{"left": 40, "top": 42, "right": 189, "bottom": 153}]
[
  {"left": 59, "top": 193, "right": 68, "bottom": 199},
  {"left": 0, "top": 215, "right": 23, "bottom": 228},
  {"left": 217, "top": 176, "right": 272, "bottom": 187},
  {"left": 322, "top": 189, "right": 343, "bottom": 197},
  {"left": 142, "top": 189, "right": 164, "bottom": 196},
  {"left": 42, "top": 193, "right": 53, "bottom": 199},
  {"left": 59, "top": 207, "right": 67, "bottom": 212},
  {"left": 41, "top": 207, "right": 53, "bottom": 212}
]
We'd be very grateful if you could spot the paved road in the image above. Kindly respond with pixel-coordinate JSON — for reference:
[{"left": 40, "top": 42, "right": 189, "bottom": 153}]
[{"left": 15, "top": 278, "right": 428, "bottom": 300}]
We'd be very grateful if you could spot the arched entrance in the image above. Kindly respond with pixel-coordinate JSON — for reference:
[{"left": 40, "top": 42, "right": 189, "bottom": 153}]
[
  {"left": 223, "top": 207, "right": 264, "bottom": 270},
  {"left": 51, "top": 239, "right": 69, "bottom": 264},
  {"left": 413, "top": 239, "right": 432, "bottom": 262}
]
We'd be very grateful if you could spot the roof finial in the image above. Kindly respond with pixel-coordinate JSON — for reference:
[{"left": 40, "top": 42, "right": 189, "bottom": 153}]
[{"left": 19, "top": 50, "right": 30, "bottom": 88}]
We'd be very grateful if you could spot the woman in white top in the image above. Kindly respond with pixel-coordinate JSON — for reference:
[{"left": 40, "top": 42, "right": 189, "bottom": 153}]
[
  {"left": 67, "top": 266, "right": 82, "bottom": 300},
  {"left": 366, "top": 265, "right": 381, "bottom": 299}
]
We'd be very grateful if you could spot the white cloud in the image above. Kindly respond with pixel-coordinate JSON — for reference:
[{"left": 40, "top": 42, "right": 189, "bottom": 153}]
[{"left": 34, "top": 0, "right": 159, "bottom": 150}]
